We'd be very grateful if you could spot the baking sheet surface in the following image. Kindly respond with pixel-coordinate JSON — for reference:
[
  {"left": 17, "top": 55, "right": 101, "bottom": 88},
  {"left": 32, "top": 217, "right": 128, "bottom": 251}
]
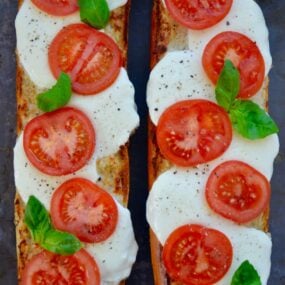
[{"left": 0, "top": 0, "right": 284, "bottom": 284}]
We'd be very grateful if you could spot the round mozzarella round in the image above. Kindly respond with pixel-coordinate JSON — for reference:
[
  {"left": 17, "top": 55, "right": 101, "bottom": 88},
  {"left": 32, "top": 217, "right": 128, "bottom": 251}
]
[
  {"left": 146, "top": 168, "right": 272, "bottom": 285},
  {"left": 147, "top": 51, "right": 267, "bottom": 125},
  {"left": 187, "top": 0, "right": 272, "bottom": 75},
  {"left": 16, "top": 0, "right": 80, "bottom": 89},
  {"left": 16, "top": 0, "right": 128, "bottom": 90},
  {"left": 86, "top": 205, "right": 138, "bottom": 284},
  {"left": 69, "top": 69, "right": 139, "bottom": 159}
]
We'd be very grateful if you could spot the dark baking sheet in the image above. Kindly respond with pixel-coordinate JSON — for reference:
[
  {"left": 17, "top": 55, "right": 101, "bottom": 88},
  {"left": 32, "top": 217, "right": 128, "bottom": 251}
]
[{"left": 0, "top": 0, "right": 284, "bottom": 284}]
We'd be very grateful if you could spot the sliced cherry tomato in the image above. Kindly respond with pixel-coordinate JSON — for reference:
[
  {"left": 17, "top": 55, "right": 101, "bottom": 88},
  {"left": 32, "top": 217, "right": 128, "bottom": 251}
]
[
  {"left": 21, "top": 249, "right": 100, "bottom": 285},
  {"left": 206, "top": 161, "right": 271, "bottom": 223},
  {"left": 163, "top": 224, "right": 233, "bottom": 285},
  {"left": 31, "top": 0, "right": 78, "bottom": 16},
  {"left": 156, "top": 100, "right": 232, "bottom": 167},
  {"left": 51, "top": 178, "right": 118, "bottom": 243},
  {"left": 49, "top": 24, "right": 122, "bottom": 95},
  {"left": 23, "top": 107, "right": 95, "bottom": 176},
  {"left": 202, "top": 31, "right": 265, "bottom": 98},
  {"left": 165, "top": 0, "right": 233, "bottom": 30}
]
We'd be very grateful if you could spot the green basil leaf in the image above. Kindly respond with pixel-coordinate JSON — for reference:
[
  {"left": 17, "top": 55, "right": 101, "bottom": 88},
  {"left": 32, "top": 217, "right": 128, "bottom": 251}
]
[
  {"left": 24, "top": 196, "right": 52, "bottom": 243},
  {"left": 37, "top": 72, "right": 72, "bottom": 113},
  {"left": 78, "top": 0, "right": 110, "bottom": 29},
  {"left": 215, "top": 60, "right": 240, "bottom": 111},
  {"left": 230, "top": 100, "right": 279, "bottom": 140},
  {"left": 24, "top": 196, "right": 82, "bottom": 256},
  {"left": 231, "top": 260, "right": 262, "bottom": 285},
  {"left": 42, "top": 230, "right": 82, "bottom": 256}
]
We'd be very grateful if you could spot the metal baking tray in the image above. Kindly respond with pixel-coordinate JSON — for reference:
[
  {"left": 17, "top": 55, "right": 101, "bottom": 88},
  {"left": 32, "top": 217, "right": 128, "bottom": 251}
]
[{"left": 0, "top": 0, "right": 284, "bottom": 284}]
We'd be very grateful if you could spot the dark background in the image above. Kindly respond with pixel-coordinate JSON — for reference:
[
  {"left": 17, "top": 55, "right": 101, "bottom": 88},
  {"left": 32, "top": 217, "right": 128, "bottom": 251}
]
[{"left": 0, "top": 0, "right": 284, "bottom": 284}]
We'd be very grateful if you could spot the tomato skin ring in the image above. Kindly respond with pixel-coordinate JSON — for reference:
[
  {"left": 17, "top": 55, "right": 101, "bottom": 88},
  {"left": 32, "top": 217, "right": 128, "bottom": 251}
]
[
  {"left": 23, "top": 107, "right": 96, "bottom": 176},
  {"left": 50, "top": 178, "right": 119, "bottom": 243},
  {"left": 165, "top": 0, "right": 233, "bottom": 30},
  {"left": 202, "top": 31, "right": 266, "bottom": 98},
  {"left": 206, "top": 160, "right": 271, "bottom": 223},
  {"left": 156, "top": 99, "right": 233, "bottom": 167},
  {"left": 162, "top": 224, "right": 233, "bottom": 285},
  {"left": 48, "top": 24, "right": 122, "bottom": 95},
  {"left": 31, "top": 0, "right": 79, "bottom": 16},
  {"left": 21, "top": 249, "right": 101, "bottom": 285}
]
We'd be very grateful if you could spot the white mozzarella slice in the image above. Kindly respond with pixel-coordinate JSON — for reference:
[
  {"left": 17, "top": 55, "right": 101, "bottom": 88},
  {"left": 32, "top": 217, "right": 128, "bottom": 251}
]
[
  {"left": 69, "top": 68, "right": 139, "bottom": 159},
  {"left": 16, "top": 0, "right": 128, "bottom": 90},
  {"left": 86, "top": 203, "right": 138, "bottom": 284},
  {"left": 16, "top": 0, "right": 80, "bottom": 89},
  {"left": 107, "top": 0, "right": 128, "bottom": 11},
  {"left": 146, "top": 168, "right": 272, "bottom": 285},
  {"left": 187, "top": 0, "right": 272, "bottom": 75},
  {"left": 147, "top": 51, "right": 214, "bottom": 125},
  {"left": 147, "top": 50, "right": 269, "bottom": 125}
]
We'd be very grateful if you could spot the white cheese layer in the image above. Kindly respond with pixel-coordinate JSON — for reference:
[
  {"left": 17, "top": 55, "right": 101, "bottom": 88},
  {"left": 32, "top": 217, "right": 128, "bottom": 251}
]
[
  {"left": 16, "top": 0, "right": 127, "bottom": 89},
  {"left": 187, "top": 0, "right": 272, "bottom": 75},
  {"left": 147, "top": 51, "right": 268, "bottom": 126},
  {"left": 146, "top": 168, "right": 272, "bottom": 284},
  {"left": 86, "top": 204, "right": 138, "bottom": 285},
  {"left": 16, "top": 0, "right": 80, "bottom": 89},
  {"left": 69, "top": 68, "right": 139, "bottom": 159}
]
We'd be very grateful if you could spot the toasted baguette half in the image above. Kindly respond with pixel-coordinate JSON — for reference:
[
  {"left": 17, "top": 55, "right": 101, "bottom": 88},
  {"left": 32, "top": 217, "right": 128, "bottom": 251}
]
[
  {"left": 15, "top": 1, "right": 132, "bottom": 284},
  {"left": 148, "top": 1, "right": 270, "bottom": 284}
]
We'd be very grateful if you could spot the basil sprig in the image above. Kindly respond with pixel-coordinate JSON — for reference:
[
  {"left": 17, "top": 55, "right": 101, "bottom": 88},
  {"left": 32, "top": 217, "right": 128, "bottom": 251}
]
[
  {"left": 231, "top": 260, "right": 262, "bottom": 285},
  {"left": 215, "top": 60, "right": 279, "bottom": 139},
  {"left": 37, "top": 72, "right": 72, "bottom": 113},
  {"left": 78, "top": 0, "right": 110, "bottom": 29},
  {"left": 25, "top": 196, "right": 82, "bottom": 255}
]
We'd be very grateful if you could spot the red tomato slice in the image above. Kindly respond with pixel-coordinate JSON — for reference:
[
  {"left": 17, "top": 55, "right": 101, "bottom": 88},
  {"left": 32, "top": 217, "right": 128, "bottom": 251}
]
[
  {"left": 163, "top": 224, "right": 233, "bottom": 285},
  {"left": 23, "top": 107, "right": 95, "bottom": 176},
  {"left": 165, "top": 0, "right": 233, "bottom": 30},
  {"left": 21, "top": 249, "right": 100, "bottom": 285},
  {"left": 49, "top": 24, "right": 122, "bottom": 95},
  {"left": 202, "top": 31, "right": 265, "bottom": 98},
  {"left": 31, "top": 0, "right": 78, "bottom": 16},
  {"left": 51, "top": 178, "right": 118, "bottom": 243},
  {"left": 206, "top": 161, "right": 271, "bottom": 223},
  {"left": 156, "top": 100, "right": 232, "bottom": 167}
]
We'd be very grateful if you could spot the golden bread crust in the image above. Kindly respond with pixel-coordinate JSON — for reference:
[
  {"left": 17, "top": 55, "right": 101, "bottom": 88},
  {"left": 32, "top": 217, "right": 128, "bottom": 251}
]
[
  {"left": 15, "top": 1, "right": 131, "bottom": 284},
  {"left": 148, "top": 0, "right": 270, "bottom": 284}
]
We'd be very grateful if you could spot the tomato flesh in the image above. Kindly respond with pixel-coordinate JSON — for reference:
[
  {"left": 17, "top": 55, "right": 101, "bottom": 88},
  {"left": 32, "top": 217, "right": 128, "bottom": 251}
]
[
  {"left": 51, "top": 178, "right": 118, "bottom": 243},
  {"left": 203, "top": 31, "right": 265, "bottom": 98},
  {"left": 49, "top": 24, "right": 122, "bottom": 95},
  {"left": 163, "top": 224, "right": 233, "bottom": 285},
  {"left": 23, "top": 107, "right": 95, "bottom": 176},
  {"left": 21, "top": 250, "right": 100, "bottom": 285},
  {"left": 31, "top": 0, "right": 78, "bottom": 16},
  {"left": 156, "top": 100, "right": 232, "bottom": 167},
  {"left": 206, "top": 161, "right": 271, "bottom": 223},
  {"left": 165, "top": 0, "right": 233, "bottom": 30}
]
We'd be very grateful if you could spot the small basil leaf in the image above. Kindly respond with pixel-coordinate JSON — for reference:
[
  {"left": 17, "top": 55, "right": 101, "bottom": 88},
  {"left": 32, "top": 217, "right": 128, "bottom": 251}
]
[
  {"left": 78, "top": 0, "right": 110, "bottom": 29},
  {"left": 231, "top": 260, "right": 261, "bottom": 285},
  {"left": 37, "top": 72, "right": 72, "bottom": 113},
  {"left": 24, "top": 196, "right": 82, "bottom": 256},
  {"left": 230, "top": 100, "right": 279, "bottom": 140},
  {"left": 215, "top": 60, "right": 240, "bottom": 111},
  {"left": 24, "top": 196, "right": 51, "bottom": 243},
  {"left": 42, "top": 230, "right": 82, "bottom": 256}
]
